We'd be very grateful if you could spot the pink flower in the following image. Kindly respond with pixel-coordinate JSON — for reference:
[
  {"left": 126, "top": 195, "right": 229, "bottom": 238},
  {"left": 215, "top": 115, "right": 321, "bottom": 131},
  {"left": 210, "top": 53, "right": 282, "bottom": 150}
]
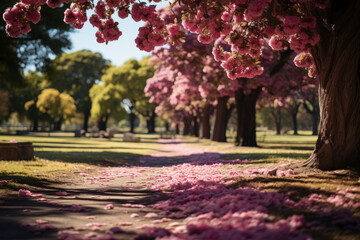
[
  {"left": 19, "top": 189, "right": 32, "bottom": 197},
  {"left": 56, "top": 191, "right": 68, "bottom": 196},
  {"left": 145, "top": 212, "right": 158, "bottom": 218},
  {"left": 104, "top": 204, "right": 114, "bottom": 210}
]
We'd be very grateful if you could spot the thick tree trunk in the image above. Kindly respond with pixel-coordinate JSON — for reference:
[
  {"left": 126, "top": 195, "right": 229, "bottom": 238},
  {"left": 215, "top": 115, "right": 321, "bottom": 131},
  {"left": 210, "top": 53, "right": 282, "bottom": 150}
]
[
  {"left": 129, "top": 112, "right": 136, "bottom": 133},
  {"left": 212, "top": 96, "right": 234, "bottom": 142},
  {"left": 235, "top": 87, "right": 262, "bottom": 147},
  {"left": 83, "top": 110, "right": 90, "bottom": 132},
  {"left": 303, "top": 0, "right": 360, "bottom": 170},
  {"left": 200, "top": 104, "right": 212, "bottom": 139}
]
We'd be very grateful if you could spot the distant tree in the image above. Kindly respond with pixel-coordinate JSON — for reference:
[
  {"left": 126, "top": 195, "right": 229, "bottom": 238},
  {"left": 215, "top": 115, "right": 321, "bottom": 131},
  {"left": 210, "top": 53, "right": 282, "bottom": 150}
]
[
  {"left": 101, "top": 57, "right": 155, "bottom": 133},
  {"left": 89, "top": 83, "right": 126, "bottom": 131},
  {"left": 21, "top": 71, "right": 49, "bottom": 131},
  {"left": 0, "top": 0, "right": 73, "bottom": 90},
  {"left": 36, "top": 88, "right": 76, "bottom": 131},
  {"left": 47, "top": 50, "right": 110, "bottom": 132}
]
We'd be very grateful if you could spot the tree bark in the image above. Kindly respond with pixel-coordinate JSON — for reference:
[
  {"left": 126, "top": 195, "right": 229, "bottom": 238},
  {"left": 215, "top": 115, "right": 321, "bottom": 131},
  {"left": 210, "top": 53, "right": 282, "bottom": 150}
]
[
  {"left": 212, "top": 96, "right": 234, "bottom": 142},
  {"left": 200, "top": 103, "right": 212, "bottom": 139},
  {"left": 303, "top": 0, "right": 360, "bottom": 170}
]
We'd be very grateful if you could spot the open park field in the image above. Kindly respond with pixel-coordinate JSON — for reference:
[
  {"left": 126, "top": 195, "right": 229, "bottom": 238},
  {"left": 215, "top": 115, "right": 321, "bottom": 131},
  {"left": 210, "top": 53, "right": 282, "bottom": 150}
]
[{"left": 0, "top": 132, "right": 359, "bottom": 240}]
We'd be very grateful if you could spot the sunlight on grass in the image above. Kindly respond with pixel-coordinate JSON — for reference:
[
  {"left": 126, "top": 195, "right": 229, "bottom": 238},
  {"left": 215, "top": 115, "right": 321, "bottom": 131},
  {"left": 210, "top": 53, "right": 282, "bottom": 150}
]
[{"left": 0, "top": 133, "right": 162, "bottom": 195}]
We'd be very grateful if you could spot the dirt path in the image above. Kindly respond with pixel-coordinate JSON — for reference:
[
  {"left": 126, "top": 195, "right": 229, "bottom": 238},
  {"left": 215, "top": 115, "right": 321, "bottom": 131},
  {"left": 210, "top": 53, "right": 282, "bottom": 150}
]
[{"left": 0, "top": 139, "right": 219, "bottom": 240}]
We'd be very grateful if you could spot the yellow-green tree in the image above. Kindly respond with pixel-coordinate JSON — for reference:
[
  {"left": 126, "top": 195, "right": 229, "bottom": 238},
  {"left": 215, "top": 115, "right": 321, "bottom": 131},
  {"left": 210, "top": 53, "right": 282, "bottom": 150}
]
[
  {"left": 90, "top": 83, "right": 126, "bottom": 130},
  {"left": 100, "top": 57, "right": 155, "bottom": 133},
  {"left": 36, "top": 88, "right": 76, "bottom": 131}
]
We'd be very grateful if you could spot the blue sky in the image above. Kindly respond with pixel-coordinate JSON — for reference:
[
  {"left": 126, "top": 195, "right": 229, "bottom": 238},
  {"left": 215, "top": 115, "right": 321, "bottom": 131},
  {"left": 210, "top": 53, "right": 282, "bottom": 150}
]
[{"left": 68, "top": 2, "right": 169, "bottom": 67}]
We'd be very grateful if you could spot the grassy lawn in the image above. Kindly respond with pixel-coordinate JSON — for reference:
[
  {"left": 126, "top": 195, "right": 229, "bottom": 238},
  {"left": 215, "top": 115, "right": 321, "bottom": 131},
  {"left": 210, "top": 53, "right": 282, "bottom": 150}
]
[{"left": 0, "top": 132, "right": 161, "bottom": 196}]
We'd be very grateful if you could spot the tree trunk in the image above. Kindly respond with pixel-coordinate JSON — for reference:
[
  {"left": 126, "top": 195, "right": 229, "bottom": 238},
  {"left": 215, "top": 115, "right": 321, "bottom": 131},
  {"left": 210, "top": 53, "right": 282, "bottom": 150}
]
[
  {"left": 271, "top": 106, "right": 282, "bottom": 135},
  {"left": 53, "top": 118, "right": 62, "bottom": 131},
  {"left": 129, "top": 112, "right": 136, "bottom": 133},
  {"left": 147, "top": 112, "right": 156, "bottom": 134},
  {"left": 235, "top": 89, "right": 245, "bottom": 146},
  {"left": 175, "top": 124, "right": 180, "bottom": 135},
  {"left": 165, "top": 122, "right": 170, "bottom": 132},
  {"left": 292, "top": 112, "right": 298, "bottom": 135},
  {"left": 235, "top": 87, "right": 262, "bottom": 147},
  {"left": 303, "top": 0, "right": 360, "bottom": 170},
  {"left": 212, "top": 96, "right": 234, "bottom": 142},
  {"left": 32, "top": 118, "right": 38, "bottom": 132},
  {"left": 183, "top": 116, "right": 191, "bottom": 136},
  {"left": 191, "top": 115, "right": 199, "bottom": 137},
  {"left": 200, "top": 104, "right": 212, "bottom": 139},
  {"left": 98, "top": 115, "right": 108, "bottom": 131},
  {"left": 83, "top": 110, "right": 90, "bottom": 132},
  {"left": 303, "top": 100, "right": 319, "bottom": 136},
  {"left": 290, "top": 102, "right": 300, "bottom": 135}
]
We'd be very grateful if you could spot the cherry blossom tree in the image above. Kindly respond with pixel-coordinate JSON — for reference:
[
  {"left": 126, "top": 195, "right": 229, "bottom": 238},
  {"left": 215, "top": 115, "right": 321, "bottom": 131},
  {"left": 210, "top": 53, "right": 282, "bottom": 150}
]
[{"left": 4, "top": 0, "right": 359, "bottom": 170}]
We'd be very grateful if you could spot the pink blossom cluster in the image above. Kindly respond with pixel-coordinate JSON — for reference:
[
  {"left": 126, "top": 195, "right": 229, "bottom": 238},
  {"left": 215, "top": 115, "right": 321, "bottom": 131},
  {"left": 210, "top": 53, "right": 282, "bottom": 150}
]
[
  {"left": 63, "top": 2, "right": 88, "bottom": 29},
  {"left": 3, "top": 1, "right": 40, "bottom": 37}
]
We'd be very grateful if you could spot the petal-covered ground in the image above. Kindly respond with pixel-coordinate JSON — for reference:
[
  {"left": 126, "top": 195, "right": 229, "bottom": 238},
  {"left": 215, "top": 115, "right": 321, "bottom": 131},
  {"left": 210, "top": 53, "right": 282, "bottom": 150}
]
[{"left": 0, "top": 139, "right": 359, "bottom": 240}]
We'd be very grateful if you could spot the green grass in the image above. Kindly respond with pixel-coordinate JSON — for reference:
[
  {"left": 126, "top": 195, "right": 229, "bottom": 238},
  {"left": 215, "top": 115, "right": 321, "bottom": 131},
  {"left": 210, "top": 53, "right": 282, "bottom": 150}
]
[
  {"left": 186, "top": 130, "right": 317, "bottom": 169},
  {"left": 0, "top": 133, "right": 161, "bottom": 195}
]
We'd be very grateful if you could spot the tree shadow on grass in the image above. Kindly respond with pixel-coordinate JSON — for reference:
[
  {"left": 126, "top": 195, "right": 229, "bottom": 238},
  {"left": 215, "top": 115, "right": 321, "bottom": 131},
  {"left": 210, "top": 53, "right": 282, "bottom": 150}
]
[{"left": 35, "top": 151, "right": 144, "bottom": 166}]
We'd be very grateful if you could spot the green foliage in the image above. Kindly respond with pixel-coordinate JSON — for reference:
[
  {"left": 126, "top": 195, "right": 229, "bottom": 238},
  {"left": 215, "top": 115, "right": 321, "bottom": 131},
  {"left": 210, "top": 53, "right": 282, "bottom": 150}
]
[
  {"left": 47, "top": 50, "right": 110, "bottom": 118},
  {"left": 89, "top": 83, "right": 126, "bottom": 121},
  {"left": 36, "top": 88, "right": 76, "bottom": 122},
  {"left": 101, "top": 57, "right": 156, "bottom": 114},
  {"left": 0, "top": 1, "right": 73, "bottom": 89}
]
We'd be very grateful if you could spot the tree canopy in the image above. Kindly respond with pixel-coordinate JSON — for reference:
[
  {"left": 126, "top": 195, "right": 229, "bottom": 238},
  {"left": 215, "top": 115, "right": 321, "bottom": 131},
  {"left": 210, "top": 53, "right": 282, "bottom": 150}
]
[{"left": 36, "top": 88, "right": 76, "bottom": 124}]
